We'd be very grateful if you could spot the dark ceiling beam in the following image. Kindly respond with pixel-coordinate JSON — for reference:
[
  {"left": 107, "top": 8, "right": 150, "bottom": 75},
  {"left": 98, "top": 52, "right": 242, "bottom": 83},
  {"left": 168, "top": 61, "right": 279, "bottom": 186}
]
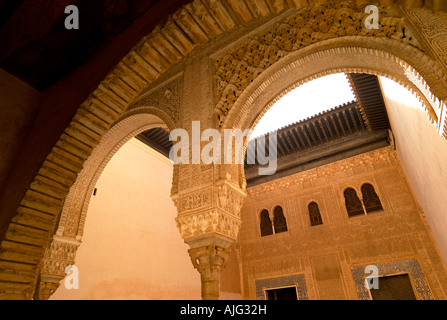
[{"left": 348, "top": 73, "right": 391, "bottom": 131}]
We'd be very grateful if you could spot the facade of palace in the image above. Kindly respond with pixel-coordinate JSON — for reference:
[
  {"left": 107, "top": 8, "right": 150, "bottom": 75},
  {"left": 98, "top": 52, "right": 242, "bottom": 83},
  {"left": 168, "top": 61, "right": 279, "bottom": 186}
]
[{"left": 235, "top": 100, "right": 447, "bottom": 299}]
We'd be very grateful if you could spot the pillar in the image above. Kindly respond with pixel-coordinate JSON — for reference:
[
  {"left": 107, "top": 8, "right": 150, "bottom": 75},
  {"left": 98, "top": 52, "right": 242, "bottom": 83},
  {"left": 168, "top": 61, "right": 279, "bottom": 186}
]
[{"left": 172, "top": 168, "right": 247, "bottom": 300}]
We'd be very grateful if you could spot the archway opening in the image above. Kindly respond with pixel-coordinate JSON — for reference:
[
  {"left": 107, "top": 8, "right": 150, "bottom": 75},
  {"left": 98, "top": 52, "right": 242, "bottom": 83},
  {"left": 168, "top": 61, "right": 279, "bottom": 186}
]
[
  {"left": 250, "top": 73, "right": 356, "bottom": 139},
  {"left": 46, "top": 113, "right": 202, "bottom": 300},
  {"left": 231, "top": 70, "right": 447, "bottom": 300}
]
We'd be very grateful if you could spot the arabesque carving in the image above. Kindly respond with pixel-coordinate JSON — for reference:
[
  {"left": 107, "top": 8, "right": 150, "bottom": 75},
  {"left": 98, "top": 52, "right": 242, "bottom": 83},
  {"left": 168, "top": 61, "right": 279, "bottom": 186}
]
[
  {"left": 34, "top": 237, "right": 80, "bottom": 300},
  {"left": 214, "top": 0, "right": 420, "bottom": 126}
]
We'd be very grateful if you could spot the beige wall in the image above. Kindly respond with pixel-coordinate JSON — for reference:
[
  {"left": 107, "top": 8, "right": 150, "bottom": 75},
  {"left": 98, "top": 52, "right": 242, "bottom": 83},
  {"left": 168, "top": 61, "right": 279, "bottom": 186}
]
[
  {"left": 237, "top": 147, "right": 447, "bottom": 300},
  {"left": 384, "top": 97, "right": 447, "bottom": 262},
  {"left": 51, "top": 138, "right": 201, "bottom": 300}
]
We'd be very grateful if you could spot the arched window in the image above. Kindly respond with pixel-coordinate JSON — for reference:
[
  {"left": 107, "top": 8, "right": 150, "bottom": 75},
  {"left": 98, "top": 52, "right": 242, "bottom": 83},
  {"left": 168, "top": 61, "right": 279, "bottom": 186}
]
[
  {"left": 362, "top": 184, "right": 383, "bottom": 213},
  {"left": 344, "top": 188, "right": 365, "bottom": 218},
  {"left": 260, "top": 210, "right": 273, "bottom": 237},
  {"left": 309, "top": 202, "right": 323, "bottom": 226},
  {"left": 273, "top": 206, "right": 288, "bottom": 234}
]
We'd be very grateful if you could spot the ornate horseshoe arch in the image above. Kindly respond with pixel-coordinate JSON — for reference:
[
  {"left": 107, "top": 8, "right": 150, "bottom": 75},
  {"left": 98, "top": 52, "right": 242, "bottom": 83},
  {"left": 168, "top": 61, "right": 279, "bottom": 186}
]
[
  {"left": 35, "top": 107, "right": 174, "bottom": 300},
  {"left": 217, "top": 37, "right": 447, "bottom": 185}
]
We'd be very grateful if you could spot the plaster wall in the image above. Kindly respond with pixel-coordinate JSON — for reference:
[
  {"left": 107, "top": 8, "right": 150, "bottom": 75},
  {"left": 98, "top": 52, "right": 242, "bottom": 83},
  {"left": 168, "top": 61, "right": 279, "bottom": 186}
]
[
  {"left": 51, "top": 138, "right": 201, "bottom": 300},
  {"left": 384, "top": 97, "right": 447, "bottom": 262}
]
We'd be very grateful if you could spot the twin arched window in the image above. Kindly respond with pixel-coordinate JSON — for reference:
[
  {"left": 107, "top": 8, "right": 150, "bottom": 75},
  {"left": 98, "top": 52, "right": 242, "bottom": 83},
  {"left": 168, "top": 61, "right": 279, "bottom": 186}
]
[
  {"left": 260, "top": 206, "right": 288, "bottom": 237},
  {"left": 260, "top": 184, "right": 382, "bottom": 234},
  {"left": 345, "top": 184, "right": 383, "bottom": 218}
]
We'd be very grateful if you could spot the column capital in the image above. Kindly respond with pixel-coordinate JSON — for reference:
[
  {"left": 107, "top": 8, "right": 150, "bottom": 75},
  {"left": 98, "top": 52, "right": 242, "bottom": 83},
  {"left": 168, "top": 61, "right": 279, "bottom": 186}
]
[
  {"left": 189, "top": 243, "right": 231, "bottom": 300},
  {"left": 35, "top": 236, "right": 80, "bottom": 300},
  {"left": 173, "top": 179, "right": 246, "bottom": 245}
]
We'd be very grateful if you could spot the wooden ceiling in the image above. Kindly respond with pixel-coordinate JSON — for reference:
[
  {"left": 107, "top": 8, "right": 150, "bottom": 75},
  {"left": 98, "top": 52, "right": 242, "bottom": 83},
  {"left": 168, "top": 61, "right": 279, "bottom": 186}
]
[
  {"left": 245, "top": 101, "right": 367, "bottom": 164},
  {"left": 136, "top": 128, "right": 172, "bottom": 158},
  {"left": 244, "top": 73, "right": 392, "bottom": 185},
  {"left": 135, "top": 73, "right": 392, "bottom": 170},
  {"left": 348, "top": 73, "right": 391, "bottom": 131},
  {"left": 0, "top": 0, "right": 191, "bottom": 91}
]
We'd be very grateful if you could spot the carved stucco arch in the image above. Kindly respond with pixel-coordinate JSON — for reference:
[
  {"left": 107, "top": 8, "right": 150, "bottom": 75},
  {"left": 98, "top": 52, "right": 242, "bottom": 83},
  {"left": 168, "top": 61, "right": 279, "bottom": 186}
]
[
  {"left": 218, "top": 37, "right": 447, "bottom": 186},
  {"left": 57, "top": 106, "right": 173, "bottom": 241},
  {"left": 35, "top": 106, "right": 174, "bottom": 300}
]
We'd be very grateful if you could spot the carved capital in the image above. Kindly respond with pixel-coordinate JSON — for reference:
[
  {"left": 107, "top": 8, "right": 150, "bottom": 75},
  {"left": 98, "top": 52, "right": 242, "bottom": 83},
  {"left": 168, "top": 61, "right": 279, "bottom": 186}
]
[
  {"left": 41, "top": 236, "right": 80, "bottom": 277},
  {"left": 34, "top": 275, "right": 63, "bottom": 300},
  {"left": 189, "top": 243, "right": 231, "bottom": 300},
  {"left": 36, "top": 236, "right": 81, "bottom": 300},
  {"left": 173, "top": 175, "right": 247, "bottom": 244}
]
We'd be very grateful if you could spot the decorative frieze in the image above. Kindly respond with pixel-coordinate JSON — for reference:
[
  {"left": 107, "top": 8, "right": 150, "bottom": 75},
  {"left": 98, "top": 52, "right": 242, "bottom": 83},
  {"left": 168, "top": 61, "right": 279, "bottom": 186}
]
[
  {"left": 178, "top": 188, "right": 213, "bottom": 213},
  {"left": 246, "top": 146, "right": 398, "bottom": 199}
]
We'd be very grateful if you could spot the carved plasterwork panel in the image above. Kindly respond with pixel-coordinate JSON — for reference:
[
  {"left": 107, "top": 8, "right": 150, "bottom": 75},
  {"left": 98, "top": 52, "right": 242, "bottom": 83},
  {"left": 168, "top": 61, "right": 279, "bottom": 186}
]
[
  {"left": 178, "top": 187, "right": 213, "bottom": 213},
  {"left": 176, "top": 209, "right": 241, "bottom": 241},
  {"left": 130, "top": 75, "right": 182, "bottom": 125},
  {"left": 174, "top": 179, "right": 247, "bottom": 242},
  {"left": 41, "top": 237, "right": 80, "bottom": 278}
]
